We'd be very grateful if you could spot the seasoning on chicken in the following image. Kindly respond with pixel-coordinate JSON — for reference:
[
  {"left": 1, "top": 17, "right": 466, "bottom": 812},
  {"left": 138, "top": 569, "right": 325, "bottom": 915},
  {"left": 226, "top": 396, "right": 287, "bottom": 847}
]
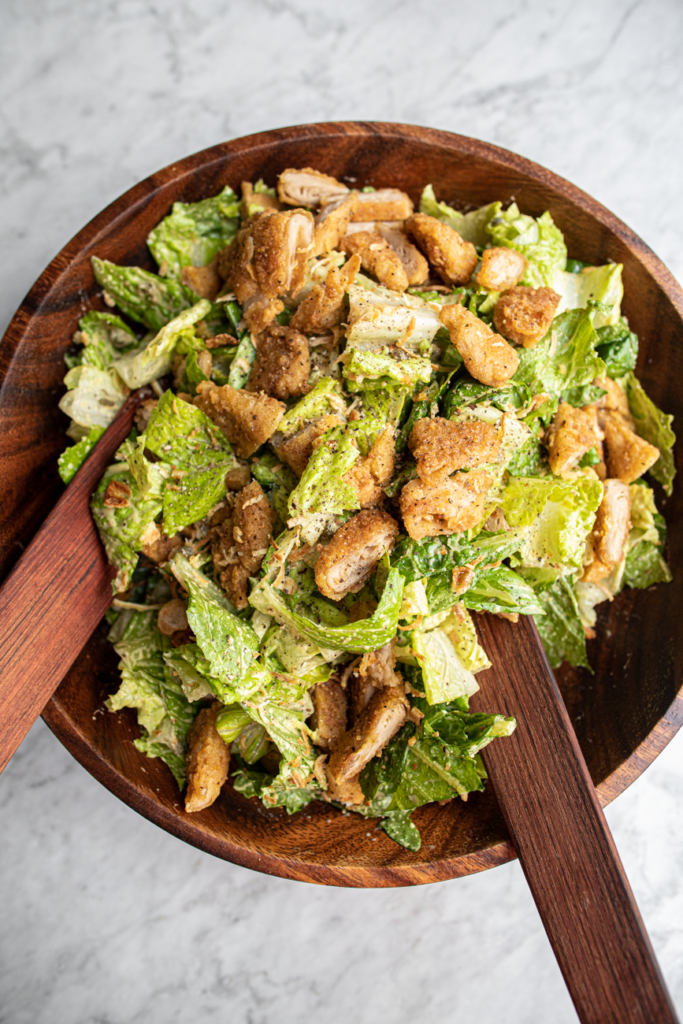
[
  {"left": 240, "top": 180, "right": 282, "bottom": 218},
  {"left": 194, "top": 381, "right": 285, "bottom": 458},
  {"left": 352, "top": 188, "right": 414, "bottom": 222},
  {"left": 493, "top": 286, "right": 560, "bottom": 348},
  {"left": 582, "top": 479, "right": 632, "bottom": 582},
  {"left": 408, "top": 416, "right": 502, "bottom": 485},
  {"left": 290, "top": 254, "right": 360, "bottom": 334},
  {"left": 211, "top": 480, "right": 275, "bottom": 608},
  {"left": 327, "top": 686, "right": 408, "bottom": 784},
  {"left": 314, "top": 508, "right": 399, "bottom": 601},
  {"left": 184, "top": 702, "right": 229, "bottom": 813},
  {"left": 311, "top": 678, "right": 347, "bottom": 752},
  {"left": 358, "top": 641, "right": 404, "bottom": 690},
  {"left": 340, "top": 231, "right": 409, "bottom": 292},
  {"left": 313, "top": 193, "right": 359, "bottom": 256},
  {"left": 405, "top": 212, "right": 478, "bottom": 285},
  {"left": 476, "top": 247, "right": 527, "bottom": 292},
  {"left": 547, "top": 402, "right": 602, "bottom": 477},
  {"left": 375, "top": 223, "right": 429, "bottom": 286},
  {"left": 277, "top": 414, "right": 346, "bottom": 477},
  {"left": 180, "top": 259, "right": 222, "bottom": 301},
  {"left": 602, "top": 411, "right": 660, "bottom": 484},
  {"left": 343, "top": 426, "right": 396, "bottom": 506},
  {"left": 400, "top": 468, "right": 493, "bottom": 540},
  {"left": 324, "top": 768, "right": 365, "bottom": 806},
  {"left": 439, "top": 303, "right": 519, "bottom": 387},
  {"left": 277, "top": 167, "right": 349, "bottom": 208},
  {"left": 246, "top": 323, "right": 310, "bottom": 401}
]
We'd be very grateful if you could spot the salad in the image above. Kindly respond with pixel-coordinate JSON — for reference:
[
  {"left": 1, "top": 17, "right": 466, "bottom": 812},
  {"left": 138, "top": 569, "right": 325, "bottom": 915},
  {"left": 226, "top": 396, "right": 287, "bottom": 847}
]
[{"left": 57, "top": 167, "right": 675, "bottom": 852}]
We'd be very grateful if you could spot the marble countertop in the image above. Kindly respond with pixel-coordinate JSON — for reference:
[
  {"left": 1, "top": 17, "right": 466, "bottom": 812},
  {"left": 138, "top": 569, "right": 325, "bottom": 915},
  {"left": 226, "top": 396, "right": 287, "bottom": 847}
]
[{"left": 1, "top": 1, "right": 682, "bottom": 1021}]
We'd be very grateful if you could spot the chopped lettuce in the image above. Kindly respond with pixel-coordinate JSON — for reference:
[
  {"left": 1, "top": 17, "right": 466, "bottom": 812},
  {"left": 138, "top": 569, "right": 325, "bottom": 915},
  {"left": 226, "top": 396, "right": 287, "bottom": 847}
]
[
  {"left": 486, "top": 205, "right": 567, "bottom": 289},
  {"left": 91, "top": 256, "right": 193, "bottom": 333},
  {"left": 519, "top": 571, "right": 589, "bottom": 670},
  {"left": 419, "top": 186, "right": 501, "bottom": 247},
  {"left": 76, "top": 311, "right": 139, "bottom": 370},
  {"left": 341, "top": 348, "right": 433, "bottom": 391},
  {"left": 227, "top": 333, "right": 257, "bottom": 389},
  {"left": 622, "top": 483, "right": 672, "bottom": 589},
  {"left": 275, "top": 378, "right": 347, "bottom": 437},
  {"left": 287, "top": 423, "right": 360, "bottom": 522},
  {"left": 461, "top": 565, "right": 545, "bottom": 615},
  {"left": 595, "top": 319, "right": 639, "bottom": 378},
  {"left": 147, "top": 186, "right": 240, "bottom": 280},
  {"left": 58, "top": 425, "right": 105, "bottom": 483},
  {"left": 113, "top": 300, "right": 210, "bottom": 389},
  {"left": 410, "top": 627, "right": 480, "bottom": 704},
  {"left": 59, "top": 364, "right": 129, "bottom": 429},
  {"left": 555, "top": 263, "right": 623, "bottom": 326},
  {"left": 512, "top": 305, "right": 606, "bottom": 397},
  {"left": 623, "top": 372, "right": 676, "bottom": 494}
]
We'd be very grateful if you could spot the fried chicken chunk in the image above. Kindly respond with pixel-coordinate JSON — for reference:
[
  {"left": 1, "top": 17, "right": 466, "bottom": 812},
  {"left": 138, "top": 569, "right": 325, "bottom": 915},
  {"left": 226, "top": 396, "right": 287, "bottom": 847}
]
[
  {"left": 582, "top": 479, "right": 632, "bottom": 583},
  {"left": 194, "top": 381, "right": 285, "bottom": 458},
  {"left": 314, "top": 193, "right": 359, "bottom": 256},
  {"left": 327, "top": 686, "right": 408, "bottom": 784},
  {"left": 211, "top": 481, "right": 275, "bottom": 608},
  {"left": 352, "top": 188, "right": 414, "bottom": 222},
  {"left": 314, "top": 509, "right": 399, "bottom": 601},
  {"left": 476, "top": 247, "right": 527, "bottom": 291},
  {"left": 592, "top": 375, "right": 633, "bottom": 428},
  {"left": 311, "top": 678, "right": 347, "bottom": 752},
  {"left": 405, "top": 212, "right": 478, "bottom": 285},
  {"left": 547, "top": 402, "right": 602, "bottom": 477},
  {"left": 439, "top": 303, "right": 519, "bottom": 386},
  {"left": 246, "top": 323, "right": 310, "bottom": 401},
  {"left": 277, "top": 414, "right": 346, "bottom": 477},
  {"left": 277, "top": 167, "right": 349, "bottom": 208},
  {"left": 290, "top": 254, "right": 360, "bottom": 333},
  {"left": 409, "top": 416, "right": 502, "bottom": 485},
  {"left": 493, "top": 286, "right": 560, "bottom": 348},
  {"left": 603, "top": 411, "right": 660, "bottom": 484},
  {"left": 400, "top": 468, "right": 492, "bottom": 540},
  {"left": 140, "top": 523, "right": 182, "bottom": 564},
  {"left": 180, "top": 259, "right": 222, "bottom": 301},
  {"left": 185, "top": 702, "right": 229, "bottom": 813},
  {"left": 343, "top": 425, "right": 396, "bottom": 506},
  {"left": 340, "top": 231, "right": 409, "bottom": 292},
  {"left": 375, "top": 223, "right": 429, "bottom": 286}
]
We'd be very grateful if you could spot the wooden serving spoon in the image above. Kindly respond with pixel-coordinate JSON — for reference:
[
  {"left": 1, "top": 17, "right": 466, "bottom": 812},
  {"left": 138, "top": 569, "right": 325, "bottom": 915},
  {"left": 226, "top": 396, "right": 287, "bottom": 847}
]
[{"left": 0, "top": 398, "right": 678, "bottom": 1024}]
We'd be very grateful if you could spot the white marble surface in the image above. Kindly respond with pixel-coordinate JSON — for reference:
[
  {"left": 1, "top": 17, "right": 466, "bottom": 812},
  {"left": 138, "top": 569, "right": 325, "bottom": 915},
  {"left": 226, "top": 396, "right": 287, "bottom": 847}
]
[{"left": 1, "top": 1, "right": 682, "bottom": 1021}]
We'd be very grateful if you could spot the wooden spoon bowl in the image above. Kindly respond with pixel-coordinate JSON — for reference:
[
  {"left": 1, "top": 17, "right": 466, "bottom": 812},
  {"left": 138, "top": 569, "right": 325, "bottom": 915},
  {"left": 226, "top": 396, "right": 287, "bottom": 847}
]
[{"left": 1, "top": 122, "right": 681, "bottom": 886}]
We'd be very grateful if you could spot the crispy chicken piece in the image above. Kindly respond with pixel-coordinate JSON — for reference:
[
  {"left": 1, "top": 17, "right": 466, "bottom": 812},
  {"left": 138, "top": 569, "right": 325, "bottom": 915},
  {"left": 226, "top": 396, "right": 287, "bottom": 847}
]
[
  {"left": 375, "top": 223, "right": 429, "bottom": 286},
  {"left": 405, "top": 212, "right": 478, "bottom": 285},
  {"left": 603, "top": 411, "right": 660, "bottom": 484},
  {"left": 194, "top": 381, "right": 285, "bottom": 458},
  {"left": 582, "top": 479, "right": 632, "bottom": 583},
  {"left": 290, "top": 254, "right": 360, "bottom": 333},
  {"left": 358, "top": 641, "right": 403, "bottom": 690},
  {"left": 547, "top": 402, "right": 602, "bottom": 477},
  {"left": 277, "top": 167, "right": 349, "bottom": 208},
  {"left": 476, "top": 247, "right": 527, "bottom": 291},
  {"left": 409, "top": 416, "right": 502, "bottom": 485},
  {"left": 327, "top": 687, "right": 409, "bottom": 784},
  {"left": 314, "top": 193, "right": 359, "bottom": 256},
  {"left": 400, "top": 468, "right": 492, "bottom": 540},
  {"left": 140, "top": 523, "right": 182, "bottom": 564},
  {"left": 225, "top": 464, "right": 252, "bottom": 490},
  {"left": 240, "top": 181, "right": 282, "bottom": 218},
  {"left": 340, "top": 231, "right": 409, "bottom": 292},
  {"left": 592, "top": 375, "right": 634, "bottom": 429},
  {"left": 345, "top": 663, "right": 376, "bottom": 728},
  {"left": 311, "top": 678, "right": 348, "bottom": 752},
  {"left": 246, "top": 323, "right": 310, "bottom": 401},
  {"left": 493, "top": 286, "right": 560, "bottom": 348},
  {"left": 180, "top": 259, "right": 222, "bottom": 301},
  {"left": 314, "top": 509, "right": 399, "bottom": 601},
  {"left": 352, "top": 188, "right": 414, "bottom": 222},
  {"left": 185, "top": 702, "right": 230, "bottom": 813},
  {"left": 439, "top": 303, "right": 519, "bottom": 386},
  {"left": 277, "top": 414, "right": 346, "bottom": 477},
  {"left": 343, "top": 426, "right": 396, "bottom": 506},
  {"left": 324, "top": 766, "right": 365, "bottom": 806},
  {"left": 348, "top": 597, "right": 378, "bottom": 622},
  {"left": 211, "top": 481, "right": 275, "bottom": 608}
]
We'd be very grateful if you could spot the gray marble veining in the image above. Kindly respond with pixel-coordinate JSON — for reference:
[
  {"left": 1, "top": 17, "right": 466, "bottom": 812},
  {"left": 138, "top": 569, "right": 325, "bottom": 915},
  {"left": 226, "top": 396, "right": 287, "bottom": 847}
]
[{"left": 1, "top": 1, "right": 682, "bottom": 1021}]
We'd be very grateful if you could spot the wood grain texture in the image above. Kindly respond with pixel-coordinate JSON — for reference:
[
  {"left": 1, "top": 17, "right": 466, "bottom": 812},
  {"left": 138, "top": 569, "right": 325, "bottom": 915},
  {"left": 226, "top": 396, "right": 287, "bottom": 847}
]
[
  {"left": 475, "top": 613, "right": 678, "bottom": 1024},
  {"left": 1, "top": 122, "right": 681, "bottom": 886},
  {"left": 0, "top": 395, "right": 140, "bottom": 773}
]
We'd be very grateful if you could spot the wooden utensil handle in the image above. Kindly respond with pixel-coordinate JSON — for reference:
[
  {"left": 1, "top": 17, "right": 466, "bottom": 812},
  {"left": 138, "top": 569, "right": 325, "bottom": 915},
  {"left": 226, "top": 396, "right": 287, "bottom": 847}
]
[
  {"left": 476, "top": 613, "right": 678, "bottom": 1024},
  {"left": 0, "top": 395, "right": 140, "bottom": 774}
]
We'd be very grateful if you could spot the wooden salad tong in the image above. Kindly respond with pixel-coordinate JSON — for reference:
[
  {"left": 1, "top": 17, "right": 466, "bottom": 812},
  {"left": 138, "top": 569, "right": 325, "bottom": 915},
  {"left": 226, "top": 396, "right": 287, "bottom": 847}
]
[{"left": 0, "top": 395, "right": 677, "bottom": 1024}]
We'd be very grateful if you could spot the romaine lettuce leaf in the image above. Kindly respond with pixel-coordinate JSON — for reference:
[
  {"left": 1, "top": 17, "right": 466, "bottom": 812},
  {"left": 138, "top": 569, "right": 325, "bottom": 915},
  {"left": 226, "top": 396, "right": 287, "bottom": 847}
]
[
  {"left": 341, "top": 348, "right": 432, "bottom": 391},
  {"left": 512, "top": 305, "right": 606, "bottom": 397},
  {"left": 410, "top": 627, "right": 480, "bottom": 704},
  {"left": 595, "top": 319, "right": 638, "bottom": 377},
  {"left": 287, "top": 423, "right": 360, "bottom": 521},
  {"left": 91, "top": 256, "right": 194, "bottom": 332},
  {"left": 163, "top": 644, "right": 216, "bottom": 701},
  {"left": 555, "top": 264, "right": 623, "bottom": 326},
  {"left": 59, "top": 364, "right": 129, "bottom": 429},
  {"left": 58, "top": 425, "right": 105, "bottom": 483},
  {"left": 275, "top": 377, "right": 347, "bottom": 438},
  {"left": 419, "top": 185, "right": 501, "bottom": 247},
  {"left": 437, "top": 607, "right": 491, "bottom": 673},
  {"left": 113, "top": 300, "right": 211, "bottom": 388},
  {"left": 227, "top": 333, "right": 257, "bottom": 389},
  {"left": 486, "top": 205, "right": 567, "bottom": 289},
  {"left": 623, "top": 372, "right": 676, "bottom": 495},
  {"left": 144, "top": 389, "right": 236, "bottom": 533},
  {"left": 250, "top": 452, "right": 298, "bottom": 527},
  {"left": 76, "top": 311, "right": 139, "bottom": 370},
  {"left": 461, "top": 565, "right": 544, "bottom": 615},
  {"left": 623, "top": 541, "right": 672, "bottom": 589},
  {"left": 622, "top": 482, "right": 672, "bottom": 589},
  {"left": 518, "top": 571, "right": 589, "bottom": 670},
  {"left": 147, "top": 186, "right": 240, "bottom": 280}
]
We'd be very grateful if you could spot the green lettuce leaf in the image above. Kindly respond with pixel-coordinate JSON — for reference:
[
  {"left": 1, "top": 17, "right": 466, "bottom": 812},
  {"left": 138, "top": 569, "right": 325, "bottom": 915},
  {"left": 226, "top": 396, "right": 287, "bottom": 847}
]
[
  {"left": 59, "top": 364, "right": 129, "bottom": 429},
  {"left": 76, "top": 311, "right": 139, "bottom": 370},
  {"left": 113, "top": 300, "right": 210, "bottom": 389},
  {"left": 518, "top": 571, "right": 589, "bottom": 670},
  {"left": 250, "top": 452, "right": 298, "bottom": 527},
  {"left": 410, "top": 627, "right": 480, "bottom": 704},
  {"left": 555, "top": 264, "right": 623, "bottom": 326},
  {"left": 147, "top": 186, "right": 240, "bottom": 280},
  {"left": 58, "top": 425, "right": 105, "bottom": 483},
  {"left": 227, "top": 332, "right": 257, "bottom": 389},
  {"left": 419, "top": 186, "right": 501, "bottom": 247},
  {"left": 512, "top": 305, "right": 606, "bottom": 397},
  {"left": 341, "top": 348, "right": 432, "bottom": 391},
  {"left": 461, "top": 565, "right": 544, "bottom": 615},
  {"left": 91, "top": 256, "right": 194, "bottom": 332},
  {"left": 275, "top": 377, "right": 347, "bottom": 438},
  {"left": 144, "top": 389, "right": 236, "bottom": 533},
  {"left": 623, "top": 541, "right": 672, "bottom": 589},
  {"left": 486, "top": 205, "right": 567, "bottom": 289},
  {"left": 623, "top": 372, "right": 676, "bottom": 495},
  {"left": 622, "top": 482, "right": 672, "bottom": 589},
  {"left": 595, "top": 319, "right": 639, "bottom": 377},
  {"left": 163, "top": 644, "right": 217, "bottom": 701},
  {"left": 287, "top": 423, "right": 360, "bottom": 521}
]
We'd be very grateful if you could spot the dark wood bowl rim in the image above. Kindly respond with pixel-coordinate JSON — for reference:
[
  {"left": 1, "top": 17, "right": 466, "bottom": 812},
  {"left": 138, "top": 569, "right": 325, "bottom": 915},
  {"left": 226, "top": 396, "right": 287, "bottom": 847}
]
[{"left": 4, "top": 121, "right": 682, "bottom": 886}]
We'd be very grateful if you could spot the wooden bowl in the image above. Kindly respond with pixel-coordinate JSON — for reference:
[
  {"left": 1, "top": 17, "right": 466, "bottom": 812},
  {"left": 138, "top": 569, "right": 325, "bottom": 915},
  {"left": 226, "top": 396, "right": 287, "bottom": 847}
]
[{"left": 1, "top": 122, "right": 681, "bottom": 887}]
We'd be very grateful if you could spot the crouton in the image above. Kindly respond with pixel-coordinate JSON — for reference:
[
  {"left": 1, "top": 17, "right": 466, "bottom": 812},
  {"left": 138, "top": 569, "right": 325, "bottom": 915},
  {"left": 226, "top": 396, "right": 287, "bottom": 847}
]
[
  {"left": 246, "top": 323, "right": 310, "bottom": 401},
  {"left": 582, "top": 478, "right": 632, "bottom": 583},
  {"left": 547, "top": 402, "right": 602, "bottom": 477},
  {"left": 439, "top": 303, "right": 519, "bottom": 386},
  {"left": 139, "top": 522, "right": 182, "bottom": 564},
  {"left": 493, "top": 286, "right": 560, "bottom": 348},
  {"left": 603, "top": 411, "right": 660, "bottom": 484},
  {"left": 405, "top": 212, "right": 478, "bottom": 285},
  {"left": 476, "top": 247, "right": 527, "bottom": 291},
  {"left": 277, "top": 167, "right": 349, "bottom": 208},
  {"left": 194, "top": 381, "right": 285, "bottom": 458},
  {"left": 352, "top": 188, "right": 414, "bottom": 222},
  {"left": 185, "top": 702, "right": 229, "bottom": 813},
  {"left": 408, "top": 416, "right": 502, "bottom": 485},
  {"left": 314, "top": 509, "right": 399, "bottom": 601},
  {"left": 400, "top": 468, "right": 492, "bottom": 540},
  {"left": 343, "top": 425, "right": 396, "bottom": 506},
  {"left": 290, "top": 254, "right": 360, "bottom": 334}
]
